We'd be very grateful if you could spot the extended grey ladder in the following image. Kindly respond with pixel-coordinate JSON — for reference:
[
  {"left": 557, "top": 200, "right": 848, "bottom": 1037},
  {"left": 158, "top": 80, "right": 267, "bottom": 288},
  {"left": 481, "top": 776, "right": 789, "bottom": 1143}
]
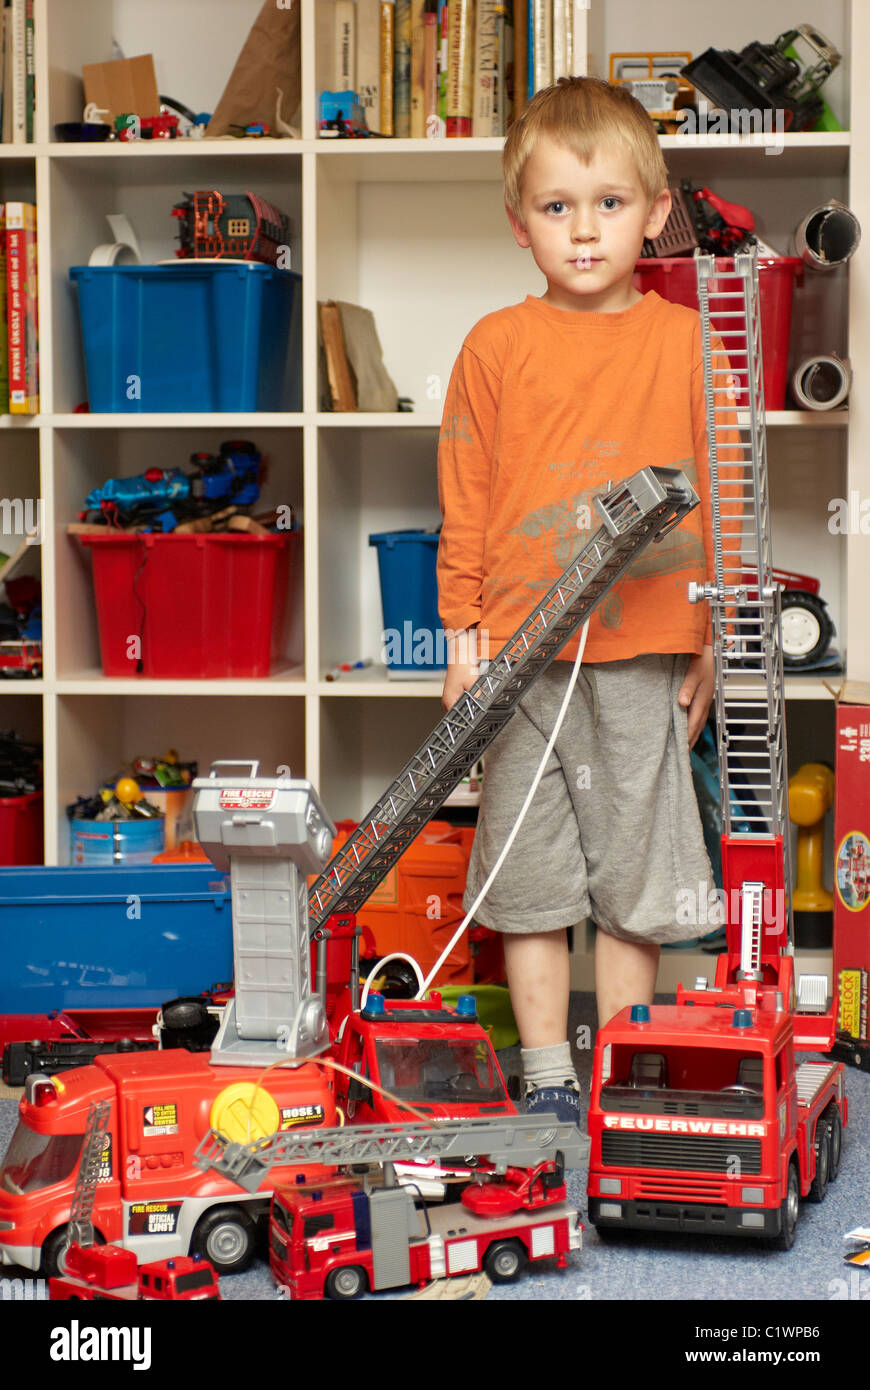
[
  {"left": 194, "top": 1114, "right": 589, "bottom": 1194},
  {"left": 68, "top": 1098, "right": 112, "bottom": 1250},
  {"left": 691, "top": 249, "right": 794, "bottom": 954},
  {"left": 309, "top": 465, "right": 699, "bottom": 932}
]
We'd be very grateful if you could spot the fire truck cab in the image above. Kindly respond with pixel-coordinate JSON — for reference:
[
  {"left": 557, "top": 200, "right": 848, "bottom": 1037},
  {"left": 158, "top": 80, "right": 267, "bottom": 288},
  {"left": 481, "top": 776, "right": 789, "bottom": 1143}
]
[{"left": 587, "top": 1002, "right": 846, "bottom": 1246}]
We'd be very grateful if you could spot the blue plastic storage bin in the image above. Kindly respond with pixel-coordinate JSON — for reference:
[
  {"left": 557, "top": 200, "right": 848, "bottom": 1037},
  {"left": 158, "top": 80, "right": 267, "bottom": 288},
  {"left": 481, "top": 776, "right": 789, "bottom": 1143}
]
[
  {"left": 369, "top": 530, "right": 445, "bottom": 675},
  {"left": 0, "top": 864, "right": 231, "bottom": 1011},
  {"left": 69, "top": 263, "right": 301, "bottom": 412},
  {"left": 71, "top": 817, "right": 165, "bottom": 865}
]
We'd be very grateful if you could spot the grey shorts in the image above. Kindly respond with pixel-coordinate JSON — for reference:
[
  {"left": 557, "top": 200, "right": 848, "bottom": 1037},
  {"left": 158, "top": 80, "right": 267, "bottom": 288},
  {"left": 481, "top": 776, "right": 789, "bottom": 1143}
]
[{"left": 464, "top": 653, "right": 714, "bottom": 945}]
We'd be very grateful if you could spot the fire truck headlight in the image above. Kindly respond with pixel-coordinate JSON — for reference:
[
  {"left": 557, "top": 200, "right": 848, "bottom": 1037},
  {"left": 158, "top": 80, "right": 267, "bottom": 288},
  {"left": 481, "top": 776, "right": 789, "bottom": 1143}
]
[
  {"left": 739, "top": 1212, "right": 766, "bottom": 1229},
  {"left": 598, "top": 1202, "right": 623, "bottom": 1219},
  {"left": 0, "top": 1222, "right": 14, "bottom": 1231},
  {"left": 741, "top": 1187, "right": 764, "bottom": 1204},
  {"left": 599, "top": 1179, "right": 622, "bottom": 1195}
]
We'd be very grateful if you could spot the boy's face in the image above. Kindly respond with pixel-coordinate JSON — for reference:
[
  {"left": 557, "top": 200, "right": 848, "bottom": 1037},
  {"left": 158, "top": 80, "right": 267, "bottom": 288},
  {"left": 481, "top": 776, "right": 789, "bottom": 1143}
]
[{"left": 507, "top": 136, "right": 671, "bottom": 313}]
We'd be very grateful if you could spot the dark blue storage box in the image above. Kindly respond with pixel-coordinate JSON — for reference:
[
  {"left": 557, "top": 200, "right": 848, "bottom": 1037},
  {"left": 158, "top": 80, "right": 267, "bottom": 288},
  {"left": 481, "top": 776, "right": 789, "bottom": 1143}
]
[
  {"left": 369, "top": 529, "right": 445, "bottom": 674},
  {"left": 0, "top": 864, "right": 231, "bottom": 1012},
  {"left": 69, "top": 262, "right": 301, "bottom": 412}
]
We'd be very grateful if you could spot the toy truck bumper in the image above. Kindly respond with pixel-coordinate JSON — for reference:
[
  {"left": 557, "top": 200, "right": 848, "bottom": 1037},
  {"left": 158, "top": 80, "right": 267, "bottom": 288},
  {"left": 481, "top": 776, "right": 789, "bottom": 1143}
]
[
  {"left": 589, "top": 1196, "right": 781, "bottom": 1238},
  {"left": 0, "top": 1238, "right": 41, "bottom": 1271}
]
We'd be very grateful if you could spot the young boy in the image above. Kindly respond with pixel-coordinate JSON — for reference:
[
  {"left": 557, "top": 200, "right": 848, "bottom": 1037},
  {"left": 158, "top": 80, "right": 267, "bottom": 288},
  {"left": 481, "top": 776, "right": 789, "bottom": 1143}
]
[{"left": 436, "top": 77, "right": 720, "bottom": 1124}]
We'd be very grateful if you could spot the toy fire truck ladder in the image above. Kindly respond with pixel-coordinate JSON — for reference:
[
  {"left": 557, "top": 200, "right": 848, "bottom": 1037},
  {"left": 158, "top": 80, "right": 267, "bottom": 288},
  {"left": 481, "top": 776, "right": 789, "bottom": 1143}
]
[
  {"left": 309, "top": 465, "right": 699, "bottom": 933},
  {"left": 691, "top": 249, "right": 795, "bottom": 976},
  {"left": 66, "top": 1098, "right": 112, "bottom": 1250},
  {"left": 194, "top": 1113, "right": 589, "bottom": 1194}
]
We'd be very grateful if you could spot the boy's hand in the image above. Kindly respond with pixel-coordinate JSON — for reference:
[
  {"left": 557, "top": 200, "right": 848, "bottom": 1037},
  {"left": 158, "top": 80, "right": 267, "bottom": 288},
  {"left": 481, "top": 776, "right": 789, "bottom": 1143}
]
[
  {"left": 442, "top": 627, "right": 481, "bottom": 711},
  {"left": 678, "top": 644, "right": 714, "bottom": 748}
]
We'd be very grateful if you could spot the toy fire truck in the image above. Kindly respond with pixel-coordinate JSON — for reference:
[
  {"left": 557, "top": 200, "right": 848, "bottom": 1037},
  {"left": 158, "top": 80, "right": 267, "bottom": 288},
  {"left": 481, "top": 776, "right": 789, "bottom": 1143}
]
[
  {"left": 172, "top": 190, "right": 290, "bottom": 264},
  {"left": 195, "top": 1114, "right": 584, "bottom": 1299},
  {"left": 586, "top": 252, "right": 848, "bottom": 1248},
  {"left": 0, "top": 467, "right": 700, "bottom": 1277}
]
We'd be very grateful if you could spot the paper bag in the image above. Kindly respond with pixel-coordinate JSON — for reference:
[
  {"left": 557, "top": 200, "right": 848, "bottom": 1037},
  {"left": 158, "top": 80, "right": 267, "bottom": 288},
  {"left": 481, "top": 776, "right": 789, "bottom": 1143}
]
[{"left": 205, "top": 0, "right": 301, "bottom": 139}]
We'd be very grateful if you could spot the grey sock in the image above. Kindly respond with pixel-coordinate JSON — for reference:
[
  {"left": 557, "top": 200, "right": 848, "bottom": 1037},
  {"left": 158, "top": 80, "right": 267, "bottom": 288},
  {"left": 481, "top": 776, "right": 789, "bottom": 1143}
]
[{"left": 521, "top": 1041, "right": 580, "bottom": 1095}]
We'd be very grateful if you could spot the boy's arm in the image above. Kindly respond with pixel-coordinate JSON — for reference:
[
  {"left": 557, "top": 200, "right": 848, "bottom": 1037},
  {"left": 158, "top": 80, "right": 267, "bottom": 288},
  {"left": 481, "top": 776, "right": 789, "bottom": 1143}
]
[{"left": 437, "top": 340, "right": 501, "bottom": 709}]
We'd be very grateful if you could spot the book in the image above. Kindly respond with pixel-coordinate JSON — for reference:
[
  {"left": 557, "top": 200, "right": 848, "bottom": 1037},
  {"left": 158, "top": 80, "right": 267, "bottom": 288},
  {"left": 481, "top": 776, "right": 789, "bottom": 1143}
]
[
  {"left": 0, "top": 204, "right": 8, "bottom": 412},
  {"left": 437, "top": 0, "right": 449, "bottom": 124},
  {"left": 334, "top": 1, "right": 356, "bottom": 90},
  {"left": 357, "top": 0, "right": 383, "bottom": 131},
  {"left": 553, "top": 0, "right": 568, "bottom": 81},
  {"left": 409, "top": 0, "right": 426, "bottom": 137},
  {"left": 473, "top": 0, "right": 499, "bottom": 136},
  {"left": 570, "top": 0, "right": 587, "bottom": 77},
  {"left": 494, "top": 2, "right": 513, "bottom": 136},
  {"left": 394, "top": 0, "right": 411, "bottom": 136},
  {"left": 423, "top": 3, "right": 437, "bottom": 129},
  {"left": 532, "top": 0, "right": 552, "bottom": 94},
  {"left": 380, "top": 1, "right": 395, "bottom": 136},
  {"left": 5, "top": 200, "right": 37, "bottom": 413},
  {"left": 10, "top": 0, "right": 24, "bottom": 143},
  {"left": 318, "top": 300, "right": 357, "bottom": 411},
  {"left": 24, "top": 0, "right": 32, "bottom": 142},
  {"left": 512, "top": 0, "right": 527, "bottom": 121},
  {"left": 446, "top": 0, "right": 474, "bottom": 137}
]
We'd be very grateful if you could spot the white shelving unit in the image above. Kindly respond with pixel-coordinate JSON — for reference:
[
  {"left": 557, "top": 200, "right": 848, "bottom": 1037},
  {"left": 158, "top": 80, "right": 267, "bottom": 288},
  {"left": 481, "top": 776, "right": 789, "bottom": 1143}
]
[{"left": 0, "top": 1, "right": 865, "bottom": 991}]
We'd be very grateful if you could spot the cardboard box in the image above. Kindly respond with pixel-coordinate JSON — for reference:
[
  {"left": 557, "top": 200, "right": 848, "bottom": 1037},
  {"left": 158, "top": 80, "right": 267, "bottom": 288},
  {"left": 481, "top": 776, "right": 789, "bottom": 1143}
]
[
  {"left": 82, "top": 54, "right": 161, "bottom": 125},
  {"left": 832, "top": 680, "right": 870, "bottom": 1042}
]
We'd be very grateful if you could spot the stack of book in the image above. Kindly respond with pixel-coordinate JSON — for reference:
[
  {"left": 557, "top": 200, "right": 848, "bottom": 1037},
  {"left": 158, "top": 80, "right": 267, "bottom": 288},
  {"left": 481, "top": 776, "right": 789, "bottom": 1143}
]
[
  {"left": 0, "top": 0, "right": 36, "bottom": 144},
  {"left": 319, "top": 1, "right": 588, "bottom": 138},
  {"left": 0, "top": 202, "right": 39, "bottom": 415}
]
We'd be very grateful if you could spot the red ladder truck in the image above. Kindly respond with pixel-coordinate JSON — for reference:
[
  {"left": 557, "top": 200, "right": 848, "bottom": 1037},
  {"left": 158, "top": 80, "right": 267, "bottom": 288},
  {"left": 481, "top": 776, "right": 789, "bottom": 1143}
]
[{"left": 586, "top": 251, "right": 847, "bottom": 1248}]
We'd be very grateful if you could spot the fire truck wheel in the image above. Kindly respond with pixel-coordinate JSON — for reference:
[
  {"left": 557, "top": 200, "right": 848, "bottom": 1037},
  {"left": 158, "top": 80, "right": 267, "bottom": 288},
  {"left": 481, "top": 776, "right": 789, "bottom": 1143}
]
[
  {"left": 774, "top": 1162, "right": 800, "bottom": 1251},
  {"left": 484, "top": 1239, "right": 528, "bottom": 1283},
  {"left": 824, "top": 1107, "right": 842, "bottom": 1181},
  {"left": 41, "top": 1226, "right": 104, "bottom": 1278},
  {"left": 191, "top": 1206, "right": 256, "bottom": 1274},
  {"left": 324, "top": 1265, "right": 368, "bottom": 1300},
  {"left": 780, "top": 592, "right": 833, "bottom": 667},
  {"left": 808, "top": 1122, "right": 831, "bottom": 1203}
]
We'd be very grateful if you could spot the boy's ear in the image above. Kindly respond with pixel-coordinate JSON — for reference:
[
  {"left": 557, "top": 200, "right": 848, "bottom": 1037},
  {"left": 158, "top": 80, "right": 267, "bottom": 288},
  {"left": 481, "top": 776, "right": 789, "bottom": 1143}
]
[
  {"left": 644, "top": 188, "right": 673, "bottom": 241},
  {"left": 506, "top": 202, "right": 532, "bottom": 249}
]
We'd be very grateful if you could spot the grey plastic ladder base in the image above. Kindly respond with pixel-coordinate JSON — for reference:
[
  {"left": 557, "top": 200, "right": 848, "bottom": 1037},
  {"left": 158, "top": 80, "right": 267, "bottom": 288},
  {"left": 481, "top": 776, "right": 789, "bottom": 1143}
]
[{"left": 209, "top": 998, "right": 331, "bottom": 1067}]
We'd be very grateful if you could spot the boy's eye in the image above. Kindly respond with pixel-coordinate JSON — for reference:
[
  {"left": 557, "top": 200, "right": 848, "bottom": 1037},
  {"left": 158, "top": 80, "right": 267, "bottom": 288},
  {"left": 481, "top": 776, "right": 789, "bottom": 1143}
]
[
  {"left": 601, "top": 197, "right": 622, "bottom": 211},
  {"left": 545, "top": 200, "right": 567, "bottom": 215}
]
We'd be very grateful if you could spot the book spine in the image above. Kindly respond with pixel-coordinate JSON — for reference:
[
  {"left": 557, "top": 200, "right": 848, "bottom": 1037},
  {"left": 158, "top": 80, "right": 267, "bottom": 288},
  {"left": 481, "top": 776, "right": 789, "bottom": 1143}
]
[
  {"left": 512, "top": 0, "right": 527, "bottom": 122},
  {"left": 24, "top": 198, "right": 35, "bottom": 410},
  {"left": 335, "top": 0, "right": 356, "bottom": 90},
  {"left": 473, "top": 0, "right": 498, "bottom": 137},
  {"left": 0, "top": 204, "right": 8, "bottom": 412},
  {"left": 571, "top": 0, "right": 587, "bottom": 76},
  {"left": 533, "top": 0, "right": 551, "bottom": 94},
  {"left": 380, "top": 2, "right": 395, "bottom": 135},
  {"left": 552, "top": 0, "right": 567, "bottom": 81},
  {"left": 357, "top": 0, "right": 382, "bottom": 132},
  {"left": 410, "top": 0, "right": 426, "bottom": 137},
  {"left": 11, "top": 0, "right": 25, "bottom": 143},
  {"left": 423, "top": 6, "right": 438, "bottom": 127},
  {"left": 24, "top": 0, "right": 32, "bottom": 141},
  {"left": 446, "top": 0, "right": 474, "bottom": 137},
  {"left": 394, "top": 0, "right": 411, "bottom": 136},
  {"left": 6, "top": 202, "right": 25, "bottom": 409},
  {"left": 437, "top": 1, "right": 449, "bottom": 123}
]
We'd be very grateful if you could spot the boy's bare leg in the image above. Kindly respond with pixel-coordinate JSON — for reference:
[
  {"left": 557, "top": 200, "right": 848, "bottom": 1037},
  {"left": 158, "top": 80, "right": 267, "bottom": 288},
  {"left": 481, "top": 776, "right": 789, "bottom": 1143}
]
[
  {"left": 502, "top": 929, "right": 570, "bottom": 1048},
  {"left": 594, "top": 930, "right": 660, "bottom": 1028}
]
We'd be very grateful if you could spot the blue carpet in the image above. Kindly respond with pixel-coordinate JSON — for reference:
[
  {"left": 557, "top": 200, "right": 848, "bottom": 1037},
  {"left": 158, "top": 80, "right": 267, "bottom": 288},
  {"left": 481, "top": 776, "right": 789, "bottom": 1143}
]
[{"left": 1, "top": 993, "right": 866, "bottom": 1303}]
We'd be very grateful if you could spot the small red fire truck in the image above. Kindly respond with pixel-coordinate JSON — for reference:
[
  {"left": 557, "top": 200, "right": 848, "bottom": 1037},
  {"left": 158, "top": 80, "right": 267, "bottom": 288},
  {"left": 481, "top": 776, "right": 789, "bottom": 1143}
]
[{"left": 50, "top": 1243, "right": 220, "bottom": 1301}]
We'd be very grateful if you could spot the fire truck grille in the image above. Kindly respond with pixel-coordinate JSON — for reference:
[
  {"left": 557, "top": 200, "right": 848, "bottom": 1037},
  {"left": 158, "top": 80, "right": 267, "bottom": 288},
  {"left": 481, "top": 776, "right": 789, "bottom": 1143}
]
[
  {"left": 635, "top": 1176, "right": 728, "bottom": 1202},
  {"left": 602, "top": 1132, "right": 761, "bottom": 1174}
]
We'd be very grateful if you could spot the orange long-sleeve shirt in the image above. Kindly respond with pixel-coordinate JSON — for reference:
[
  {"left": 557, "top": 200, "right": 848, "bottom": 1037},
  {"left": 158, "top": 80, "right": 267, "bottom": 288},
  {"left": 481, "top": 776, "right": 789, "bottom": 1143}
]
[{"left": 437, "top": 289, "right": 736, "bottom": 663}]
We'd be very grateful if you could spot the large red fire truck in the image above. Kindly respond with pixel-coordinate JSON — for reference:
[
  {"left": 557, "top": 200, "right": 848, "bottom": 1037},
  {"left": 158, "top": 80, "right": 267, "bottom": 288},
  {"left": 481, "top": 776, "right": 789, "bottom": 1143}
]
[{"left": 586, "top": 252, "right": 848, "bottom": 1247}]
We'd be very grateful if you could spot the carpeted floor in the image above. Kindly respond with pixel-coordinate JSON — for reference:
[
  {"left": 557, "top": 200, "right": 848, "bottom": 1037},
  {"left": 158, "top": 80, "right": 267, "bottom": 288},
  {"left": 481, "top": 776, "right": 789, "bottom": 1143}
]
[{"left": 1, "top": 992, "right": 866, "bottom": 1302}]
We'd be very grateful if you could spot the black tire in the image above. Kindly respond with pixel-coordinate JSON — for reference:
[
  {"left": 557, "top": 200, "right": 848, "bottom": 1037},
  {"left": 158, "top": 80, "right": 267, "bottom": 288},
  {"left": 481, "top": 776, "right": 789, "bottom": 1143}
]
[
  {"left": 41, "top": 1226, "right": 104, "bottom": 1278},
  {"left": 780, "top": 592, "right": 833, "bottom": 667},
  {"left": 809, "top": 1122, "right": 831, "bottom": 1203},
  {"left": 774, "top": 1161, "right": 801, "bottom": 1250},
  {"left": 190, "top": 1206, "right": 256, "bottom": 1274},
  {"left": 324, "top": 1264, "right": 367, "bottom": 1300},
  {"left": 484, "top": 1239, "right": 527, "bottom": 1283},
  {"left": 826, "top": 1107, "right": 843, "bottom": 1181}
]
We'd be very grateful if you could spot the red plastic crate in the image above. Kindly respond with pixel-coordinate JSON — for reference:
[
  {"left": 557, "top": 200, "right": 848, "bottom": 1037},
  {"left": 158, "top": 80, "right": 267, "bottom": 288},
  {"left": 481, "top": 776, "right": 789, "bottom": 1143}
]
[
  {"left": 0, "top": 791, "right": 44, "bottom": 865},
  {"left": 78, "top": 532, "right": 296, "bottom": 678},
  {"left": 633, "top": 256, "right": 804, "bottom": 411}
]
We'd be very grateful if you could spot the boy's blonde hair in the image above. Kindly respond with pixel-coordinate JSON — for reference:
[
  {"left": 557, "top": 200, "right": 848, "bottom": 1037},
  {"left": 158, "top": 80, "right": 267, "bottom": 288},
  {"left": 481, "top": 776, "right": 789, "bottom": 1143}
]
[{"left": 503, "top": 76, "right": 669, "bottom": 220}]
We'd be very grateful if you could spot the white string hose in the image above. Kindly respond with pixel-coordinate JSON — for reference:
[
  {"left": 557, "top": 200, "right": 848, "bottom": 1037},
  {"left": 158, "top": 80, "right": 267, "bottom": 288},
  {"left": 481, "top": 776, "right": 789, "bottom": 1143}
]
[{"left": 415, "top": 618, "right": 591, "bottom": 998}]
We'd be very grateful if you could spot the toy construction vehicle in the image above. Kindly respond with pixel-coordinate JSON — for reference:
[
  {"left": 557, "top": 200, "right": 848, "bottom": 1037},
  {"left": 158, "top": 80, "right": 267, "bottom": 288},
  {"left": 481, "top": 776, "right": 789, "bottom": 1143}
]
[
  {"left": 682, "top": 25, "right": 841, "bottom": 133},
  {"left": 609, "top": 52, "right": 696, "bottom": 133}
]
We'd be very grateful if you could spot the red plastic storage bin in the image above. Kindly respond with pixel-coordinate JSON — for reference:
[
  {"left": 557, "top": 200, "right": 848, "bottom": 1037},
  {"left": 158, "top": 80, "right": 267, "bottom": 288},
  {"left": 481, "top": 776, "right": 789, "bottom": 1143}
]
[
  {"left": 0, "top": 791, "right": 44, "bottom": 865},
  {"left": 633, "top": 256, "right": 804, "bottom": 410},
  {"left": 78, "top": 532, "right": 296, "bottom": 678}
]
